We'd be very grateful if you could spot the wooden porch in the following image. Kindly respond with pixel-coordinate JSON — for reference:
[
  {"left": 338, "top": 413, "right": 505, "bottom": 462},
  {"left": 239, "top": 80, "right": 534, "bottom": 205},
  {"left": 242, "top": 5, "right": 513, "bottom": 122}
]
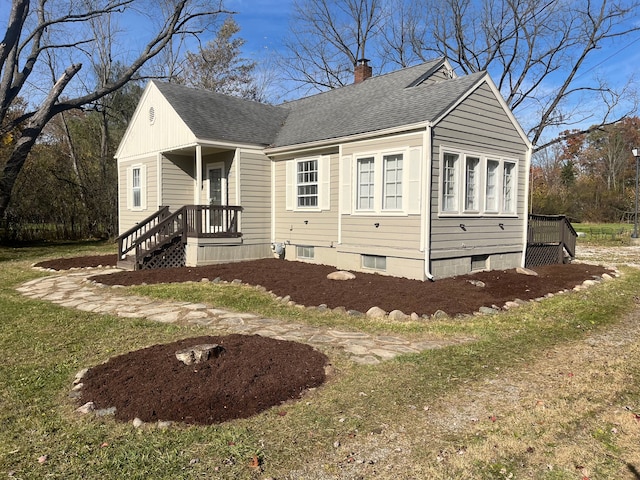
[
  {"left": 525, "top": 214, "right": 577, "bottom": 268},
  {"left": 117, "top": 205, "right": 243, "bottom": 270}
]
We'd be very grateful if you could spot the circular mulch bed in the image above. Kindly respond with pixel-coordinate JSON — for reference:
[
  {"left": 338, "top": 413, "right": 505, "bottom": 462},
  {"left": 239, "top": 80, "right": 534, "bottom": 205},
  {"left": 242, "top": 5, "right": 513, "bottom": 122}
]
[{"left": 78, "top": 335, "right": 328, "bottom": 425}]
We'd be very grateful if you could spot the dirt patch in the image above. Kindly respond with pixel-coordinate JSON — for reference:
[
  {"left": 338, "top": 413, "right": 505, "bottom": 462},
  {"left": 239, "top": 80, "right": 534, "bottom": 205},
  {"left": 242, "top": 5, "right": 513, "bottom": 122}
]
[
  {"left": 88, "top": 259, "right": 611, "bottom": 317},
  {"left": 79, "top": 334, "right": 328, "bottom": 425}
]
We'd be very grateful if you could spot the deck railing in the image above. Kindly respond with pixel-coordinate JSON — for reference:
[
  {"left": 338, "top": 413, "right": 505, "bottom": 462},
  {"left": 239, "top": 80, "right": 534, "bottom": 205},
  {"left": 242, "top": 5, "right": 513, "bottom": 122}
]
[
  {"left": 117, "top": 205, "right": 242, "bottom": 269},
  {"left": 184, "top": 205, "right": 242, "bottom": 238},
  {"left": 526, "top": 214, "right": 577, "bottom": 267}
]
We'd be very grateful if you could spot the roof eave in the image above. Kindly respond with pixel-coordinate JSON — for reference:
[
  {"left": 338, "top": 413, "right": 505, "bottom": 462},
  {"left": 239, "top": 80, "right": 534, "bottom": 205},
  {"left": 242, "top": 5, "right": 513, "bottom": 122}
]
[{"left": 265, "top": 121, "right": 433, "bottom": 157}]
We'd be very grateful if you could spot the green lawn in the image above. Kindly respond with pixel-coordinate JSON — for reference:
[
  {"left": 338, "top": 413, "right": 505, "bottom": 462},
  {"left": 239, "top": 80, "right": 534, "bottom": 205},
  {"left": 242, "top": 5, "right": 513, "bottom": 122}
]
[
  {"left": 1, "top": 241, "right": 639, "bottom": 479},
  {"left": 573, "top": 222, "right": 636, "bottom": 245}
]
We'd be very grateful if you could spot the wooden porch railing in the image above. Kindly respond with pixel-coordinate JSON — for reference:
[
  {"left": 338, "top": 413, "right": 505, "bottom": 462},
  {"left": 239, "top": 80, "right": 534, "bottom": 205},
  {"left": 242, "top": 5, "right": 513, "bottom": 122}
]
[
  {"left": 184, "top": 205, "right": 242, "bottom": 238},
  {"left": 526, "top": 214, "right": 577, "bottom": 267},
  {"left": 117, "top": 205, "right": 242, "bottom": 270},
  {"left": 117, "top": 206, "right": 170, "bottom": 260}
]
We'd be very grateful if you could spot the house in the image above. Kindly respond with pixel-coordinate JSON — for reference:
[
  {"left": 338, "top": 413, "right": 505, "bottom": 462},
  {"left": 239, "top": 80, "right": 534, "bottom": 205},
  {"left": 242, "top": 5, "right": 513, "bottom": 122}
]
[{"left": 115, "top": 57, "right": 532, "bottom": 280}]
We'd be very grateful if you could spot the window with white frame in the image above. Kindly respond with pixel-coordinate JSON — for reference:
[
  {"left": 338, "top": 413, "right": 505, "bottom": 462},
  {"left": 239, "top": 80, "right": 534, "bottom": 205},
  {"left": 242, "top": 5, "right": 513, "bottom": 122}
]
[
  {"left": 503, "top": 161, "right": 516, "bottom": 213},
  {"left": 127, "top": 163, "right": 146, "bottom": 211},
  {"left": 297, "top": 159, "right": 318, "bottom": 207},
  {"left": 357, "top": 157, "right": 375, "bottom": 210},
  {"left": 440, "top": 148, "right": 517, "bottom": 216},
  {"left": 354, "top": 151, "right": 406, "bottom": 213},
  {"left": 383, "top": 153, "right": 403, "bottom": 210},
  {"left": 442, "top": 152, "right": 459, "bottom": 212},
  {"left": 464, "top": 155, "right": 480, "bottom": 211},
  {"left": 132, "top": 167, "right": 141, "bottom": 208},
  {"left": 485, "top": 159, "right": 499, "bottom": 212}
]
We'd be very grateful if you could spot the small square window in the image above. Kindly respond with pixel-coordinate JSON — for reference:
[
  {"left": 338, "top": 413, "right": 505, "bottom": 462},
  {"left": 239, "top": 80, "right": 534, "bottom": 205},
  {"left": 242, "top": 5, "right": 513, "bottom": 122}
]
[
  {"left": 471, "top": 254, "right": 488, "bottom": 271},
  {"left": 362, "top": 254, "right": 386, "bottom": 270},
  {"left": 296, "top": 245, "right": 314, "bottom": 259}
]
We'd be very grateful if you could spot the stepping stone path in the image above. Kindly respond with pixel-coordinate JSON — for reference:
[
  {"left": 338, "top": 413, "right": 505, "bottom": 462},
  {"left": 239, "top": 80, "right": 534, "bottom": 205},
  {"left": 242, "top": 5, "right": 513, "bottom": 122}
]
[{"left": 17, "top": 268, "right": 472, "bottom": 365}]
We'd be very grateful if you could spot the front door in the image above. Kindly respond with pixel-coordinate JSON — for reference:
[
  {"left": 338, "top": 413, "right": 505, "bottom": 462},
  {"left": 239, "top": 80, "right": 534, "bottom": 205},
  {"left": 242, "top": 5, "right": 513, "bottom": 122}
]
[{"left": 207, "top": 163, "right": 227, "bottom": 233}]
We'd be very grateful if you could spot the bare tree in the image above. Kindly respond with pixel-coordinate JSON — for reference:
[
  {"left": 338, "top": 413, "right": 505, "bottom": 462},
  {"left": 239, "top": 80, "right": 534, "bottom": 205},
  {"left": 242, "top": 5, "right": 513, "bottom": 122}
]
[
  {"left": 278, "top": 0, "right": 384, "bottom": 93},
  {"left": 408, "top": 0, "right": 640, "bottom": 149},
  {"left": 0, "top": 0, "right": 228, "bottom": 219}
]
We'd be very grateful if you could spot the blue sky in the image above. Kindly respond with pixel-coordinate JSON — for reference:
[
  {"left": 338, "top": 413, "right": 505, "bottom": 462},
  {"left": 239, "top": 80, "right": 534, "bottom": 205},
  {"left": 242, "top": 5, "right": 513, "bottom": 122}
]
[{"left": 226, "top": 0, "right": 294, "bottom": 60}]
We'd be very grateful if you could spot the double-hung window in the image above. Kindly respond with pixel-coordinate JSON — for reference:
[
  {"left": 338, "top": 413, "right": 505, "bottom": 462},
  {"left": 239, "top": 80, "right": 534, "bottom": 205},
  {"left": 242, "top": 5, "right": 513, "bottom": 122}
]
[
  {"left": 442, "top": 152, "right": 459, "bottom": 212},
  {"left": 132, "top": 167, "right": 141, "bottom": 208},
  {"left": 383, "top": 153, "right": 403, "bottom": 210},
  {"left": 503, "top": 161, "right": 516, "bottom": 213},
  {"left": 464, "top": 155, "right": 480, "bottom": 212},
  {"left": 357, "top": 157, "right": 375, "bottom": 210},
  {"left": 485, "top": 160, "right": 499, "bottom": 212},
  {"left": 354, "top": 151, "right": 406, "bottom": 213},
  {"left": 297, "top": 159, "right": 318, "bottom": 207}
]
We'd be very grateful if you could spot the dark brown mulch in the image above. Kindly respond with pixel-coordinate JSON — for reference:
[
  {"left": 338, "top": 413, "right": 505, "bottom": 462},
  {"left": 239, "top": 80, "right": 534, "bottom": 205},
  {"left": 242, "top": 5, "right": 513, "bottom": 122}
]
[
  {"left": 79, "top": 334, "right": 328, "bottom": 425},
  {"left": 47, "top": 255, "right": 610, "bottom": 425},
  {"left": 35, "top": 254, "right": 117, "bottom": 270},
  {"left": 88, "top": 258, "right": 610, "bottom": 317}
]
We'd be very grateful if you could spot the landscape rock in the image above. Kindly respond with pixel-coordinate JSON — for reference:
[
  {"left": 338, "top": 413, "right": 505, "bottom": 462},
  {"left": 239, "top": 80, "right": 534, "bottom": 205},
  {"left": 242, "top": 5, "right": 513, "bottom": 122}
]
[
  {"left": 132, "top": 417, "right": 144, "bottom": 428},
  {"left": 432, "top": 310, "right": 448, "bottom": 319},
  {"left": 479, "top": 306, "right": 499, "bottom": 314},
  {"left": 74, "top": 368, "right": 89, "bottom": 384},
  {"left": 75, "top": 402, "right": 95, "bottom": 414},
  {"left": 503, "top": 301, "right": 521, "bottom": 309},
  {"left": 467, "top": 279, "right": 486, "bottom": 288},
  {"left": 327, "top": 270, "right": 356, "bottom": 280},
  {"left": 366, "top": 306, "right": 387, "bottom": 318},
  {"left": 516, "top": 267, "right": 538, "bottom": 276},
  {"left": 388, "top": 309, "right": 409, "bottom": 321},
  {"left": 175, "top": 344, "right": 224, "bottom": 365}
]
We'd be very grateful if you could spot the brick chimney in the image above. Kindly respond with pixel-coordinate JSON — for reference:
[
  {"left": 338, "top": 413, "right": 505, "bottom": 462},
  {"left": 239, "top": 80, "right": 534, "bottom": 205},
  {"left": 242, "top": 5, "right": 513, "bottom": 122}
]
[{"left": 354, "top": 58, "right": 372, "bottom": 84}]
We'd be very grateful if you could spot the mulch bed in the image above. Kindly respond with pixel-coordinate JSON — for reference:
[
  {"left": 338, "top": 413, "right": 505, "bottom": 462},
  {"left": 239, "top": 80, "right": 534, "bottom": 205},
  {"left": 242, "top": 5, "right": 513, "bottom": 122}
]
[
  {"left": 78, "top": 334, "right": 327, "bottom": 425},
  {"left": 85, "top": 258, "right": 611, "bottom": 317},
  {"left": 40, "top": 255, "right": 610, "bottom": 425}
]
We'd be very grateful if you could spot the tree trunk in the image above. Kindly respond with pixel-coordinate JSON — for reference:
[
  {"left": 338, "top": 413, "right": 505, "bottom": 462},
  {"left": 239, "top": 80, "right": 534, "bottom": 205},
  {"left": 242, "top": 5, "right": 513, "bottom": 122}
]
[{"left": 0, "top": 63, "right": 81, "bottom": 219}]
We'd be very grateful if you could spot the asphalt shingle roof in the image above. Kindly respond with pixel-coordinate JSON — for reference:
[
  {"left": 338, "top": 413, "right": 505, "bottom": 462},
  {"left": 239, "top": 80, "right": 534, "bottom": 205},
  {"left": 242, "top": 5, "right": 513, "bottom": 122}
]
[
  {"left": 153, "top": 81, "right": 289, "bottom": 146},
  {"left": 154, "top": 59, "right": 486, "bottom": 149}
]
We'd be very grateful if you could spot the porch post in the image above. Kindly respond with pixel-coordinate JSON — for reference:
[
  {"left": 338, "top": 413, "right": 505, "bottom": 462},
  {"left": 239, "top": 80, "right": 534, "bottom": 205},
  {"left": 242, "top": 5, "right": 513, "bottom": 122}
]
[{"left": 195, "top": 145, "right": 203, "bottom": 205}]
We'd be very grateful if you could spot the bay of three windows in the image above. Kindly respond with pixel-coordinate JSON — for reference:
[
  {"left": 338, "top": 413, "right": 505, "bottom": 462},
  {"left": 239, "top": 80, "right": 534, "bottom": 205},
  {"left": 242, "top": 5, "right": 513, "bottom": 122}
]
[{"left": 442, "top": 150, "right": 516, "bottom": 215}]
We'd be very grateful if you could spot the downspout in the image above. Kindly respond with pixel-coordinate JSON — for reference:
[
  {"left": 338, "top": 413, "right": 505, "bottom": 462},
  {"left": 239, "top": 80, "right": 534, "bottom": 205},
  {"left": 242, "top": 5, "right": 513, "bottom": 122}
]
[
  {"left": 424, "top": 124, "right": 434, "bottom": 280},
  {"left": 521, "top": 145, "right": 533, "bottom": 267}
]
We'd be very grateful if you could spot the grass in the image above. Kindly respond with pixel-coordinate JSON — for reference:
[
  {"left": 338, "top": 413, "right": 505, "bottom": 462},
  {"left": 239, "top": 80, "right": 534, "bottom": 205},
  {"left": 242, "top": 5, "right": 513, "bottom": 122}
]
[
  {"left": 573, "top": 222, "right": 635, "bottom": 245},
  {"left": 1, "top": 241, "right": 640, "bottom": 478}
]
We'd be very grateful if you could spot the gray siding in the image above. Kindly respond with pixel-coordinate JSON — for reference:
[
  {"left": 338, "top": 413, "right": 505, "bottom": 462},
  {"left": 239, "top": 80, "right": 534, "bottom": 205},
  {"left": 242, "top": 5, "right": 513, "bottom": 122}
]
[
  {"left": 273, "top": 151, "right": 339, "bottom": 247},
  {"left": 430, "top": 82, "right": 528, "bottom": 262},
  {"left": 239, "top": 149, "right": 272, "bottom": 244},
  {"left": 161, "top": 153, "right": 194, "bottom": 207}
]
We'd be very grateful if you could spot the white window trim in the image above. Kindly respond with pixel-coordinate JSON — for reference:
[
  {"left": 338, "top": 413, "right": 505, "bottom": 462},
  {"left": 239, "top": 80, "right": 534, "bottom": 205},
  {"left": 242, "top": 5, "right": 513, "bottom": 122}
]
[
  {"left": 352, "top": 148, "right": 410, "bottom": 216},
  {"left": 126, "top": 163, "right": 147, "bottom": 212},
  {"left": 286, "top": 156, "right": 330, "bottom": 212},
  {"left": 438, "top": 146, "right": 518, "bottom": 217}
]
